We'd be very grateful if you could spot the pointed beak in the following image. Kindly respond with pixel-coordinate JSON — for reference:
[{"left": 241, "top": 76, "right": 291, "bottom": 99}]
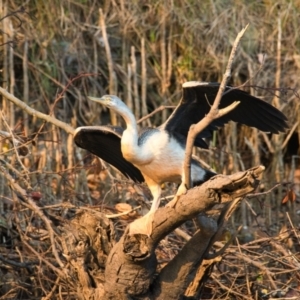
[
  {"left": 88, "top": 96, "right": 109, "bottom": 106},
  {"left": 88, "top": 96, "right": 102, "bottom": 103}
]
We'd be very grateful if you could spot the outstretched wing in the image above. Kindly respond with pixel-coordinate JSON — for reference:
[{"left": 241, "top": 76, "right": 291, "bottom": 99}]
[
  {"left": 74, "top": 125, "right": 144, "bottom": 183},
  {"left": 163, "top": 82, "right": 288, "bottom": 148}
]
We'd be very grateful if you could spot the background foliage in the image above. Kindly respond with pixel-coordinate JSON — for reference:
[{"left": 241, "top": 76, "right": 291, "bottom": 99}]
[{"left": 0, "top": 0, "right": 300, "bottom": 299}]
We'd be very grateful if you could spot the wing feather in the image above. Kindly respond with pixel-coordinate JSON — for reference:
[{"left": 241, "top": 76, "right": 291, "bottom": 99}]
[
  {"left": 164, "top": 82, "right": 288, "bottom": 147},
  {"left": 74, "top": 126, "right": 144, "bottom": 183}
]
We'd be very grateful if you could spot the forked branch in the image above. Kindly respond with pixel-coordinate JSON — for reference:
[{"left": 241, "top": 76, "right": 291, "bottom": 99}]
[{"left": 183, "top": 24, "right": 249, "bottom": 188}]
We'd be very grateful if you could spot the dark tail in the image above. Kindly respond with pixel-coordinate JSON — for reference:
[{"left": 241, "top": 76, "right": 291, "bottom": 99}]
[{"left": 192, "top": 169, "right": 216, "bottom": 187}]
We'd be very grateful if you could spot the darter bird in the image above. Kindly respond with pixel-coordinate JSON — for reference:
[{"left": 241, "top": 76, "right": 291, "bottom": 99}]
[{"left": 74, "top": 82, "right": 288, "bottom": 235}]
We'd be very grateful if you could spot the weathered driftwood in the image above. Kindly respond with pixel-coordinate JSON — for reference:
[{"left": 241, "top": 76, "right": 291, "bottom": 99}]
[{"left": 60, "top": 166, "right": 264, "bottom": 299}]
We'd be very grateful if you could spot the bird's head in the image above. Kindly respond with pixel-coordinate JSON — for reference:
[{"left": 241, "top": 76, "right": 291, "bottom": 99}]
[{"left": 88, "top": 95, "right": 126, "bottom": 111}]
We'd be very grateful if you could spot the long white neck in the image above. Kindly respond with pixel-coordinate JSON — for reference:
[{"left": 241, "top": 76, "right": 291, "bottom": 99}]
[
  {"left": 120, "top": 108, "right": 138, "bottom": 134},
  {"left": 119, "top": 107, "right": 152, "bottom": 164}
]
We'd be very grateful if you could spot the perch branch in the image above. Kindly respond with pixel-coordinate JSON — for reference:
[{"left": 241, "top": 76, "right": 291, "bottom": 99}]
[{"left": 104, "top": 165, "right": 264, "bottom": 298}]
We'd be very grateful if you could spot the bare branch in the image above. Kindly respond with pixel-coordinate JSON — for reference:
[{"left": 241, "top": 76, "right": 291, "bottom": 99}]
[
  {"left": 98, "top": 8, "right": 117, "bottom": 125},
  {"left": 218, "top": 101, "right": 240, "bottom": 117},
  {"left": 137, "top": 105, "right": 175, "bottom": 124},
  {"left": 0, "top": 87, "right": 75, "bottom": 135},
  {"left": 183, "top": 25, "right": 249, "bottom": 189}
]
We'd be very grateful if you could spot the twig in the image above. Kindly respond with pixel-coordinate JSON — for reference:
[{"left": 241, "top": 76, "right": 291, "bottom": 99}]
[
  {"left": 8, "top": 16, "right": 15, "bottom": 127},
  {"left": 0, "top": 6, "right": 29, "bottom": 27},
  {"left": 0, "top": 158, "right": 30, "bottom": 187},
  {"left": 50, "top": 73, "right": 98, "bottom": 114},
  {"left": 271, "top": 9, "right": 284, "bottom": 185},
  {"left": 0, "top": 87, "right": 75, "bottom": 135},
  {"left": 246, "top": 182, "right": 283, "bottom": 198},
  {"left": 259, "top": 131, "right": 275, "bottom": 153},
  {"left": 160, "top": 2, "right": 170, "bottom": 123},
  {"left": 23, "top": 39, "right": 29, "bottom": 135},
  {"left": 281, "top": 121, "right": 299, "bottom": 150},
  {"left": 0, "top": 111, "right": 29, "bottom": 179},
  {"left": 105, "top": 205, "right": 141, "bottom": 219},
  {"left": 205, "top": 199, "right": 243, "bottom": 259},
  {"left": 286, "top": 212, "right": 300, "bottom": 246},
  {"left": 174, "top": 228, "right": 191, "bottom": 241},
  {"left": 131, "top": 46, "right": 140, "bottom": 119},
  {"left": 2, "top": 3, "right": 9, "bottom": 114},
  {"left": 98, "top": 8, "right": 117, "bottom": 125},
  {"left": 127, "top": 62, "right": 133, "bottom": 111},
  {"left": 0, "top": 165, "right": 65, "bottom": 270},
  {"left": 18, "top": 234, "right": 66, "bottom": 279},
  {"left": 137, "top": 105, "right": 175, "bottom": 124},
  {"left": 41, "top": 276, "right": 62, "bottom": 300},
  {"left": 0, "top": 255, "right": 37, "bottom": 268},
  {"left": 211, "top": 273, "right": 252, "bottom": 299},
  {"left": 273, "top": 11, "right": 282, "bottom": 109},
  {"left": 0, "top": 130, "right": 29, "bottom": 157},
  {"left": 141, "top": 37, "right": 150, "bottom": 127},
  {"left": 236, "top": 241, "right": 278, "bottom": 290}
]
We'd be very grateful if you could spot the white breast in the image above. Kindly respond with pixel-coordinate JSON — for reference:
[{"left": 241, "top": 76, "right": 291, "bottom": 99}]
[{"left": 135, "top": 130, "right": 185, "bottom": 184}]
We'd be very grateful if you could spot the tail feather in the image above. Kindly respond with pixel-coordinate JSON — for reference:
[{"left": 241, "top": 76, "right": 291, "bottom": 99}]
[{"left": 192, "top": 169, "right": 216, "bottom": 187}]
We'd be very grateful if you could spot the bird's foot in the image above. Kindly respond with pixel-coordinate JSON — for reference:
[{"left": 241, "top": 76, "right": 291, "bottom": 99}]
[
  {"left": 167, "top": 195, "right": 180, "bottom": 208},
  {"left": 167, "top": 183, "right": 188, "bottom": 208},
  {"left": 128, "top": 211, "right": 155, "bottom": 236}
]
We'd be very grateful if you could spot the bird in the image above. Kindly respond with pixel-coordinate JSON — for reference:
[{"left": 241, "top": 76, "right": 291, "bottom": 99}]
[{"left": 74, "top": 81, "right": 288, "bottom": 235}]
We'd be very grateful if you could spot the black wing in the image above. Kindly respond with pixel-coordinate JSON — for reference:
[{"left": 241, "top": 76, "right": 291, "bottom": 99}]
[
  {"left": 163, "top": 82, "right": 288, "bottom": 148},
  {"left": 74, "top": 125, "right": 144, "bottom": 183}
]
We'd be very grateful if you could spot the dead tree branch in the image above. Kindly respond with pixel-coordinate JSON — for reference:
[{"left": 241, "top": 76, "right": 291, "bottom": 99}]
[
  {"left": 103, "top": 165, "right": 264, "bottom": 298},
  {"left": 0, "top": 87, "right": 75, "bottom": 135},
  {"left": 183, "top": 24, "right": 249, "bottom": 188}
]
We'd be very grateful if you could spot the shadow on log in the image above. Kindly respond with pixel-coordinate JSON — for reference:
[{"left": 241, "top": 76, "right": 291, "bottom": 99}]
[{"left": 61, "top": 166, "right": 264, "bottom": 299}]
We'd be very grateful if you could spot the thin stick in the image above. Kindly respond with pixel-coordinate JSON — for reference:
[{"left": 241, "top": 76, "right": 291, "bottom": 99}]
[
  {"left": 137, "top": 105, "right": 175, "bottom": 124},
  {"left": 141, "top": 38, "right": 149, "bottom": 127},
  {"left": 126, "top": 63, "right": 133, "bottom": 111},
  {"left": 183, "top": 25, "right": 249, "bottom": 189},
  {"left": 8, "top": 17, "right": 15, "bottom": 127},
  {"left": 0, "top": 87, "right": 75, "bottom": 135},
  {"left": 2, "top": 3, "right": 8, "bottom": 114},
  {"left": 273, "top": 13, "right": 282, "bottom": 109},
  {"left": 0, "top": 111, "right": 29, "bottom": 179},
  {"left": 23, "top": 39, "right": 29, "bottom": 136},
  {"left": 93, "top": 38, "right": 98, "bottom": 96},
  {"left": 0, "top": 165, "right": 65, "bottom": 270},
  {"left": 99, "top": 8, "right": 117, "bottom": 125},
  {"left": 131, "top": 46, "right": 140, "bottom": 119},
  {"left": 160, "top": 1, "right": 169, "bottom": 123},
  {"left": 259, "top": 131, "right": 275, "bottom": 154},
  {"left": 161, "top": 3, "right": 166, "bottom": 94},
  {"left": 281, "top": 121, "right": 298, "bottom": 150},
  {"left": 272, "top": 10, "right": 284, "bottom": 187},
  {"left": 105, "top": 205, "right": 141, "bottom": 219},
  {"left": 167, "top": 18, "right": 173, "bottom": 92}
]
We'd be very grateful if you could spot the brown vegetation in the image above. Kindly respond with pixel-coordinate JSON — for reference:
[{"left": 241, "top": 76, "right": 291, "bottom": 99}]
[{"left": 0, "top": 1, "right": 300, "bottom": 299}]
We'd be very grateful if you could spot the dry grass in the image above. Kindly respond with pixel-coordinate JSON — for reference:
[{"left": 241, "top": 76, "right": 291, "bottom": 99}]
[{"left": 0, "top": 0, "right": 299, "bottom": 299}]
